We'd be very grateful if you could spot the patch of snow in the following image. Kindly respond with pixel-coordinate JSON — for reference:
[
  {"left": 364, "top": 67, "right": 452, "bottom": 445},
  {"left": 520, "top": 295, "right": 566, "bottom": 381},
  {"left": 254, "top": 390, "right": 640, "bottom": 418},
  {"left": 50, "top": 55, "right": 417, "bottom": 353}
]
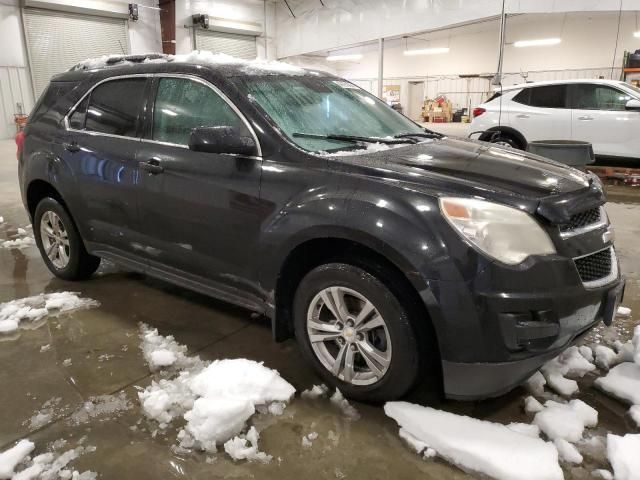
[
  {"left": 301, "top": 432, "right": 318, "bottom": 448},
  {"left": 62, "top": 358, "right": 72, "bottom": 367},
  {"left": 525, "top": 371, "right": 547, "bottom": 396},
  {"left": 223, "top": 426, "right": 272, "bottom": 463},
  {"left": 533, "top": 399, "right": 598, "bottom": 442},
  {"left": 592, "top": 469, "right": 613, "bottom": 480},
  {"left": 139, "top": 323, "right": 197, "bottom": 371},
  {"left": 607, "top": 433, "right": 640, "bottom": 480},
  {"left": 595, "top": 362, "right": 640, "bottom": 405},
  {"left": 39, "top": 344, "right": 51, "bottom": 353},
  {"left": 385, "top": 401, "right": 563, "bottom": 480},
  {"left": 301, "top": 384, "right": 329, "bottom": 399},
  {"left": 0, "top": 292, "right": 98, "bottom": 334},
  {"left": 554, "top": 438, "right": 583, "bottom": 464},
  {"left": 317, "top": 141, "right": 435, "bottom": 158},
  {"left": 506, "top": 423, "right": 540, "bottom": 438},
  {"left": 1, "top": 236, "right": 34, "bottom": 249},
  {"left": 524, "top": 396, "right": 544, "bottom": 414},
  {"left": 540, "top": 345, "right": 596, "bottom": 396},
  {"left": 629, "top": 405, "right": 640, "bottom": 427},
  {"left": 16, "top": 228, "right": 26, "bottom": 235},
  {"left": 594, "top": 345, "right": 620, "bottom": 370},
  {"left": 616, "top": 306, "right": 631, "bottom": 317},
  {"left": 329, "top": 389, "right": 360, "bottom": 420},
  {"left": 0, "top": 439, "right": 34, "bottom": 479},
  {"left": 579, "top": 345, "right": 594, "bottom": 363},
  {"left": 69, "top": 392, "right": 132, "bottom": 425},
  {"left": 138, "top": 329, "right": 295, "bottom": 456}
]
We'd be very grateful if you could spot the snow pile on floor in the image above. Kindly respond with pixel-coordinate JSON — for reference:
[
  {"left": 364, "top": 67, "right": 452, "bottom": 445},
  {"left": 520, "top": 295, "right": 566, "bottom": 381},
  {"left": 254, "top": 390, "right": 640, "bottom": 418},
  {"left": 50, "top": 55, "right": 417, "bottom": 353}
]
[
  {"left": 384, "top": 401, "right": 563, "bottom": 480},
  {"left": 0, "top": 292, "right": 98, "bottom": 334},
  {"left": 137, "top": 328, "right": 295, "bottom": 459},
  {"left": 0, "top": 439, "right": 96, "bottom": 480},
  {"left": 595, "top": 362, "right": 640, "bottom": 405},
  {"left": 300, "top": 384, "right": 360, "bottom": 420},
  {"left": 300, "top": 384, "right": 329, "bottom": 399},
  {"left": 616, "top": 306, "right": 632, "bottom": 317},
  {"left": 607, "top": 433, "right": 640, "bottom": 480},
  {"left": 524, "top": 371, "right": 547, "bottom": 396},
  {"left": 301, "top": 432, "right": 318, "bottom": 448},
  {"left": 553, "top": 438, "right": 583, "bottom": 464},
  {"left": 1, "top": 236, "right": 34, "bottom": 249},
  {"left": 27, "top": 397, "right": 65, "bottom": 430},
  {"left": 532, "top": 399, "right": 598, "bottom": 443},
  {"left": 540, "top": 345, "right": 596, "bottom": 396},
  {"left": 139, "top": 323, "right": 198, "bottom": 371}
]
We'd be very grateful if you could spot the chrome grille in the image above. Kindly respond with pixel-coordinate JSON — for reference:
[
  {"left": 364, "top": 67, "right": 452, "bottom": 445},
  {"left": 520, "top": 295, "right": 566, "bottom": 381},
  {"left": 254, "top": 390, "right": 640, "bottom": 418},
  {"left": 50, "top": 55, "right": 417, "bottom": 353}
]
[
  {"left": 560, "top": 207, "right": 601, "bottom": 233},
  {"left": 574, "top": 247, "right": 613, "bottom": 283}
]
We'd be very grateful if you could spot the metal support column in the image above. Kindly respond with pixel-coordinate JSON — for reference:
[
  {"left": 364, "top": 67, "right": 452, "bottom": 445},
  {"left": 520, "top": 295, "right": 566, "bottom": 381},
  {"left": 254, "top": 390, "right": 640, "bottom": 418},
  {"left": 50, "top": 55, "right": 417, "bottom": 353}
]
[{"left": 377, "top": 38, "right": 384, "bottom": 98}]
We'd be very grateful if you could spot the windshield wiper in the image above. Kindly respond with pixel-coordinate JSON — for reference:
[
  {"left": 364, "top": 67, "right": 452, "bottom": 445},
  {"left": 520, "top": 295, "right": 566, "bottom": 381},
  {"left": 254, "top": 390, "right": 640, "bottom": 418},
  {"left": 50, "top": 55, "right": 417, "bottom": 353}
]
[
  {"left": 393, "top": 129, "right": 444, "bottom": 140},
  {"left": 292, "top": 132, "right": 416, "bottom": 145}
]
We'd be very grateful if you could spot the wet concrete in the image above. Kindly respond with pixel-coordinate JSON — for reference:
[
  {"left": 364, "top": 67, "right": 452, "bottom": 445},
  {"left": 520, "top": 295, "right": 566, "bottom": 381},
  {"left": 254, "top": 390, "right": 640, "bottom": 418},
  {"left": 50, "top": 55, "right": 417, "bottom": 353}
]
[{"left": 0, "top": 139, "right": 638, "bottom": 479}]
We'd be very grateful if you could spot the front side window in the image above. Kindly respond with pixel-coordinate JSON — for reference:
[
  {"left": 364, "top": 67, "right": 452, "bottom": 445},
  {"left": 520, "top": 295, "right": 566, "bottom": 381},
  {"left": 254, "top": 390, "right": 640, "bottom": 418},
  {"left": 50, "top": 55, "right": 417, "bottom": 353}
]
[
  {"left": 85, "top": 78, "right": 146, "bottom": 137},
  {"left": 528, "top": 85, "right": 567, "bottom": 108},
  {"left": 570, "top": 84, "right": 633, "bottom": 111},
  {"left": 236, "top": 76, "right": 423, "bottom": 152},
  {"left": 152, "top": 77, "right": 248, "bottom": 145}
]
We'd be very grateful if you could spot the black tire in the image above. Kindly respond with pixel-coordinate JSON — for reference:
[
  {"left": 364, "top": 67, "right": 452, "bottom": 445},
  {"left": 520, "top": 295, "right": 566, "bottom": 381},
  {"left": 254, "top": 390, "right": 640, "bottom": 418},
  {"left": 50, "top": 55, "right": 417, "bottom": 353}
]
[
  {"left": 489, "top": 132, "right": 523, "bottom": 150},
  {"left": 34, "top": 197, "right": 100, "bottom": 280},
  {"left": 293, "top": 263, "right": 423, "bottom": 403}
]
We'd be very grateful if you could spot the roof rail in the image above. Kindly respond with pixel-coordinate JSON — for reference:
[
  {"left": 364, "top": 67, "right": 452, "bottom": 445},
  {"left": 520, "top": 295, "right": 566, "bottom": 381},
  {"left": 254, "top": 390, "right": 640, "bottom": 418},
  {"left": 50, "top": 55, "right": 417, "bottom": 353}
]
[{"left": 69, "top": 53, "right": 171, "bottom": 72}]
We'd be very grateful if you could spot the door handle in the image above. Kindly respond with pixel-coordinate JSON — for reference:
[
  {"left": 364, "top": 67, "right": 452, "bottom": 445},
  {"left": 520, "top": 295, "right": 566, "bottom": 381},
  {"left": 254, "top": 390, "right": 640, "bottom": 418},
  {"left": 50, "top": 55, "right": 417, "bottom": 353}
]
[
  {"left": 516, "top": 114, "right": 530, "bottom": 119},
  {"left": 63, "top": 141, "right": 80, "bottom": 153},
  {"left": 578, "top": 116, "right": 594, "bottom": 121},
  {"left": 139, "top": 158, "right": 164, "bottom": 174}
]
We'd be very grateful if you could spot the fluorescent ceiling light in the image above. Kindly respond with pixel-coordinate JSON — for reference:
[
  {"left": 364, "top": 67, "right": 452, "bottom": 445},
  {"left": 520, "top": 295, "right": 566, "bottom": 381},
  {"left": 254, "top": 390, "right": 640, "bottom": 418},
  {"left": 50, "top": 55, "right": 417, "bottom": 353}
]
[
  {"left": 403, "top": 47, "right": 450, "bottom": 56},
  {"left": 634, "top": 31, "right": 640, "bottom": 38},
  {"left": 514, "top": 38, "right": 561, "bottom": 48},
  {"left": 326, "top": 54, "right": 363, "bottom": 62}
]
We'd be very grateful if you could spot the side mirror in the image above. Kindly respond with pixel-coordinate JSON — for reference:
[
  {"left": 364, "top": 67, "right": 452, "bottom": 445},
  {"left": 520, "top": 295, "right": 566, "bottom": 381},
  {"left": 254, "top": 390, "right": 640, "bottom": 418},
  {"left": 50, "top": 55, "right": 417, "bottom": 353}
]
[
  {"left": 188, "top": 126, "right": 257, "bottom": 156},
  {"left": 625, "top": 99, "right": 640, "bottom": 111}
]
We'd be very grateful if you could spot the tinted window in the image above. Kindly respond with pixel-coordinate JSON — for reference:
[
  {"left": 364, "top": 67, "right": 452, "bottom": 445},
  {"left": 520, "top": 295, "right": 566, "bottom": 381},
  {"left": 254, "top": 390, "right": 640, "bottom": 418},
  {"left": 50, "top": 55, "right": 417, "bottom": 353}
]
[
  {"left": 152, "top": 77, "right": 247, "bottom": 145},
  {"left": 570, "top": 84, "right": 633, "bottom": 110},
  {"left": 528, "top": 85, "right": 567, "bottom": 108},
  {"left": 30, "top": 81, "right": 79, "bottom": 126},
  {"left": 69, "top": 97, "right": 88, "bottom": 130},
  {"left": 512, "top": 89, "right": 531, "bottom": 105},
  {"left": 85, "top": 78, "right": 146, "bottom": 137}
]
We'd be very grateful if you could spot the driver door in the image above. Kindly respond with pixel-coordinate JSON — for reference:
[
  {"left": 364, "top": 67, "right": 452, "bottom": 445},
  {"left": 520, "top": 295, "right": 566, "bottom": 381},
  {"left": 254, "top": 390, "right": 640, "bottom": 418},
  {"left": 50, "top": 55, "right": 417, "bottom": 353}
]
[{"left": 135, "top": 76, "right": 264, "bottom": 295}]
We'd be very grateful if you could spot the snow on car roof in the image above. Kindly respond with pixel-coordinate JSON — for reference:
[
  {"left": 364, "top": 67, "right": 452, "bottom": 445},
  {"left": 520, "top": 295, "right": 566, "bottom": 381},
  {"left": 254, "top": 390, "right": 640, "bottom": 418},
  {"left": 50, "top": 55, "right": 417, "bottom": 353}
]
[{"left": 71, "top": 51, "right": 307, "bottom": 76}]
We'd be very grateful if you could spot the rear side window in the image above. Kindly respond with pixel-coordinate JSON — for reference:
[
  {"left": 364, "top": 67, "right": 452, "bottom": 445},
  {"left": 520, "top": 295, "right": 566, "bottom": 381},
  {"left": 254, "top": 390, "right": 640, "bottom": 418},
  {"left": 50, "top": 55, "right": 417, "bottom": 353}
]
[
  {"left": 569, "top": 84, "right": 633, "bottom": 110},
  {"left": 85, "top": 78, "right": 146, "bottom": 137},
  {"left": 151, "top": 77, "right": 247, "bottom": 145},
  {"left": 30, "top": 81, "right": 79, "bottom": 126},
  {"left": 529, "top": 85, "right": 567, "bottom": 108},
  {"left": 486, "top": 92, "right": 502, "bottom": 102}
]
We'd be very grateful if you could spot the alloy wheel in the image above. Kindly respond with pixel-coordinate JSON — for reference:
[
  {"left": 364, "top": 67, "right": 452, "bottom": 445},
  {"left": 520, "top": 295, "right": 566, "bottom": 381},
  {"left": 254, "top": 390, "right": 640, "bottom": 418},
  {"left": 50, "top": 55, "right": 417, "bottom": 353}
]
[
  {"left": 40, "top": 210, "right": 70, "bottom": 269},
  {"left": 306, "top": 286, "right": 392, "bottom": 386}
]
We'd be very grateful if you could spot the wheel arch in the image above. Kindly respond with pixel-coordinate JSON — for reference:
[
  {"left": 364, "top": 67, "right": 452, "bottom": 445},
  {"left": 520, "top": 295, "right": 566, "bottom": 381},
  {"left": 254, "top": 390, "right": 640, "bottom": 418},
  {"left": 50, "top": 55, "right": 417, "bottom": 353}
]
[
  {"left": 478, "top": 126, "right": 527, "bottom": 149},
  {"left": 26, "top": 179, "right": 67, "bottom": 219}
]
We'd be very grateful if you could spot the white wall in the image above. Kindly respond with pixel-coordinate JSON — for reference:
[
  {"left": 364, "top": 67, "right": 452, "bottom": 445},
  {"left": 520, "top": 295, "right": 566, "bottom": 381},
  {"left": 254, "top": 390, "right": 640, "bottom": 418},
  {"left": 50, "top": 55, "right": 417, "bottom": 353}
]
[
  {"left": 0, "top": 0, "right": 161, "bottom": 139},
  {"left": 174, "top": 0, "right": 276, "bottom": 59},
  {"left": 319, "top": 12, "right": 640, "bottom": 112},
  {"left": 275, "top": 0, "right": 640, "bottom": 58}
]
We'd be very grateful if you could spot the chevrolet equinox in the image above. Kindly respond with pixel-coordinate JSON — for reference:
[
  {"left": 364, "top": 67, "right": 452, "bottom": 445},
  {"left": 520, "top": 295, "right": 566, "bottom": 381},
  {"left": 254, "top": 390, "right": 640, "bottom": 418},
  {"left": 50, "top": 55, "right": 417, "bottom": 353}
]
[{"left": 17, "top": 53, "right": 624, "bottom": 402}]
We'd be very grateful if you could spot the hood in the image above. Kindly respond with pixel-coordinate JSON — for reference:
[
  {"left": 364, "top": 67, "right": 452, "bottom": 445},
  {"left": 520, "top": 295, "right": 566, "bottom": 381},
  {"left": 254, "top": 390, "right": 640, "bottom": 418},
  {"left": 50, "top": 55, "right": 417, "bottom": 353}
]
[{"left": 330, "top": 137, "right": 591, "bottom": 199}]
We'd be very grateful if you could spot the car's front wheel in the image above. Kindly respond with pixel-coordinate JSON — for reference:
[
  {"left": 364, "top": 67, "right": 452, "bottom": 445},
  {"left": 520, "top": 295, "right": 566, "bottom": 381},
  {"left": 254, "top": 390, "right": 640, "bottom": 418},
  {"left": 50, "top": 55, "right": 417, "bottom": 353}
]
[
  {"left": 34, "top": 197, "right": 100, "bottom": 280},
  {"left": 294, "top": 263, "right": 422, "bottom": 402}
]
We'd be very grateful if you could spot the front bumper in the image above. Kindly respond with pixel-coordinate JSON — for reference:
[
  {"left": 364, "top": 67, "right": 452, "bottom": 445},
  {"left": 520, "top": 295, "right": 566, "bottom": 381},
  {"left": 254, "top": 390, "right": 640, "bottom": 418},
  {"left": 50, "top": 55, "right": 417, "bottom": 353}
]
[{"left": 440, "top": 274, "right": 625, "bottom": 400}]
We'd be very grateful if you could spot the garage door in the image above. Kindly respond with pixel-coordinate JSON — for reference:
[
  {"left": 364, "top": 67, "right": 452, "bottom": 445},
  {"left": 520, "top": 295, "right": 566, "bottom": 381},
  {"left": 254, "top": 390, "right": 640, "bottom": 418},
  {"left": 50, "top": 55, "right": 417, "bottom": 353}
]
[
  {"left": 194, "top": 30, "right": 257, "bottom": 60},
  {"left": 23, "top": 8, "right": 129, "bottom": 98}
]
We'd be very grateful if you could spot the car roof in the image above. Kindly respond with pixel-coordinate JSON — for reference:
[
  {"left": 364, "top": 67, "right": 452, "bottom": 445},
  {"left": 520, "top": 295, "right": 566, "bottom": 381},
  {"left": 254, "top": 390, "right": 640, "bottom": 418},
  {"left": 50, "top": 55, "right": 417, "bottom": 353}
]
[
  {"left": 51, "top": 52, "right": 333, "bottom": 83},
  {"left": 497, "top": 78, "right": 632, "bottom": 92}
]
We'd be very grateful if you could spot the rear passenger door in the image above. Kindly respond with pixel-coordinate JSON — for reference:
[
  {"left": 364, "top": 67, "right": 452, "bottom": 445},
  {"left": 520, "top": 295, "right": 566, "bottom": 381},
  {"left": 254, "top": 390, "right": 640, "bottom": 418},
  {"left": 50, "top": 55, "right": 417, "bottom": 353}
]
[
  {"left": 135, "top": 75, "right": 264, "bottom": 297},
  {"left": 569, "top": 83, "right": 640, "bottom": 157},
  {"left": 509, "top": 84, "right": 572, "bottom": 142},
  {"left": 63, "top": 76, "right": 149, "bottom": 255}
]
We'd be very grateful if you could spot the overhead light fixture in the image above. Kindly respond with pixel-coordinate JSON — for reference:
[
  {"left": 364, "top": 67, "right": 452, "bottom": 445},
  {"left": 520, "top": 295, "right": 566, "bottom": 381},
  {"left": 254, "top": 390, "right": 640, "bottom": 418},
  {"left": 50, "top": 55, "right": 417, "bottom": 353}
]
[
  {"left": 403, "top": 47, "right": 450, "bottom": 56},
  {"left": 634, "top": 31, "right": 640, "bottom": 38},
  {"left": 513, "top": 38, "right": 561, "bottom": 48},
  {"left": 326, "top": 54, "right": 363, "bottom": 62}
]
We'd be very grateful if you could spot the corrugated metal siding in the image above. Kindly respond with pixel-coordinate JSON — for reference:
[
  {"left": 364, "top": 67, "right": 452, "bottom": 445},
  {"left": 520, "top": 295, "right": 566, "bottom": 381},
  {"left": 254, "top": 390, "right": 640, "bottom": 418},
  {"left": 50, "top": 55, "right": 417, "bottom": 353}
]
[
  {"left": 0, "top": 66, "right": 34, "bottom": 140},
  {"left": 23, "top": 8, "right": 129, "bottom": 99},
  {"left": 194, "top": 30, "right": 257, "bottom": 60}
]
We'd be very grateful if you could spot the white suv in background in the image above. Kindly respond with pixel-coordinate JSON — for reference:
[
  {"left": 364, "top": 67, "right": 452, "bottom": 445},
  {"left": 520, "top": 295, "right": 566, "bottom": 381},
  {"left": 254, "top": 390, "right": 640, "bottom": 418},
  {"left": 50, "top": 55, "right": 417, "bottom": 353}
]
[{"left": 469, "top": 79, "right": 640, "bottom": 159}]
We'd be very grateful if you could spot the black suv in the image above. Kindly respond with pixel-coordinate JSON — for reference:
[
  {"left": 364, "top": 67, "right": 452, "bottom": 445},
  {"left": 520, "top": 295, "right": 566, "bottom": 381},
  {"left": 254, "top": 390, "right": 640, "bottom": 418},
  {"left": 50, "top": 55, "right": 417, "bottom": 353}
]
[{"left": 18, "top": 53, "right": 624, "bottom": 402}]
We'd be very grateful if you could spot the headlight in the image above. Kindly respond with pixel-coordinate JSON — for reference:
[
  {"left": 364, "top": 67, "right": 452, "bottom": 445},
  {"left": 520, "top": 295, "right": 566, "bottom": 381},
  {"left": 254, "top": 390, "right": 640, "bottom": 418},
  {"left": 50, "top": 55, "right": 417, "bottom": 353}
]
[{"left": 439, "top": 197, "right": 556, "bottom": 265}]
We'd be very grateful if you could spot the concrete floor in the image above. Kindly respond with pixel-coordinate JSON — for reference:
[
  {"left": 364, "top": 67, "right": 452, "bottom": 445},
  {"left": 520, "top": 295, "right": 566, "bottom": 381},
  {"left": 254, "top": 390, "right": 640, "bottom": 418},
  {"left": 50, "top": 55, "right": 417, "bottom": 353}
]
[{"left": 0, "top": 138, "right": 638, "bottom": 479}]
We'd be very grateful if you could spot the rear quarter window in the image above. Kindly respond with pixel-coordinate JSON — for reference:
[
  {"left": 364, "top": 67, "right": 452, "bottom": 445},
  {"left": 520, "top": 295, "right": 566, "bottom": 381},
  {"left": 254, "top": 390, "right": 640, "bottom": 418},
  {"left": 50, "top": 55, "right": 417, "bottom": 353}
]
[{"left": 29, "top": 81, "right": 80, "bottom": 126}]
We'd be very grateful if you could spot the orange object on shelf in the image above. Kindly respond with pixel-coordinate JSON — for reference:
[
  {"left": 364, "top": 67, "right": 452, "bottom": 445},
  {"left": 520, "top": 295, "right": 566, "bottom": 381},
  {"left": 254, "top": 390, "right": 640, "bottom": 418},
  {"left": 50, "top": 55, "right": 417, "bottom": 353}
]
[{"left": 14, "top": 114, "right": 28, "bottom": 132}]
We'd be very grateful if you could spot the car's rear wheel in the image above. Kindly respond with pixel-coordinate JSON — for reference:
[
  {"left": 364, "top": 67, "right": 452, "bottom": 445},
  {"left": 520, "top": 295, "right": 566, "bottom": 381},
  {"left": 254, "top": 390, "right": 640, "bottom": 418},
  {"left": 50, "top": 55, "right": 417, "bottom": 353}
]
[
  {"left": 294, "top": 263, "right": 422, "bottom": 402},
  {"left": 489, "top": 131, "right": 524, "bottom": 150},
  {"left": 34, "top": 197, "right": 100, "bottom": 280}
]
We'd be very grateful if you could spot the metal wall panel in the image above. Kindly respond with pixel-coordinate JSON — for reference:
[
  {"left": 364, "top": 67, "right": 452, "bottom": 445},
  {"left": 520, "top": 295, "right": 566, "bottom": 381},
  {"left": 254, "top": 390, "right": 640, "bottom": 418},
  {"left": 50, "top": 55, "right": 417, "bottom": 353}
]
[
  {"left": 0, "top": 66, "right": 34, "bottom": 140},
  {"left": 23, "top": 8, "right": 129, "bottom": 99},
  {"left": 194, "top": 30, "right": 257, "bottom": 60}
]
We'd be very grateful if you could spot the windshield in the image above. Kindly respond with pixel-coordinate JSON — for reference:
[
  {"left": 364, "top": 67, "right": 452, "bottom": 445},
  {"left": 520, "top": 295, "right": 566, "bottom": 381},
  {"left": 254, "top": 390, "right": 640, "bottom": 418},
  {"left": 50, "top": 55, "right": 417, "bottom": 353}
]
[{"left": 236, "top": 76, "right": 424, "bottom": 153}]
